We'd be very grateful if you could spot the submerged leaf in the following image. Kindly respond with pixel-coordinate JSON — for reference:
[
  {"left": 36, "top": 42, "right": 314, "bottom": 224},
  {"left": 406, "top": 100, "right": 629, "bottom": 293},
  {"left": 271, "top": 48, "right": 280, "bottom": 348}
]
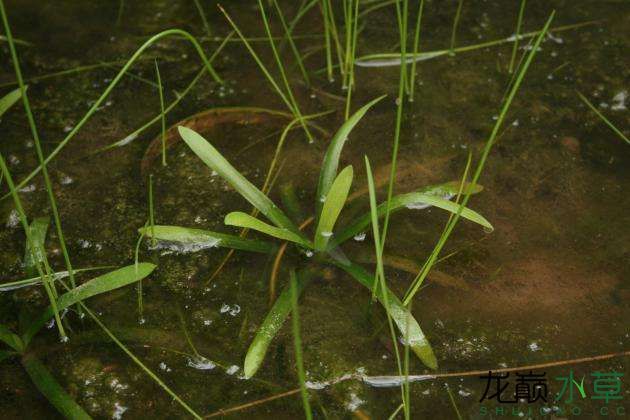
[
  {"left": 0, "top": 87, "right": 22, "bottom": 117},
  {"left": 23, "top": 216, "right": 50, "bottom": 277},
  {"left": 316, "top": 96, "right": 385, "bottom": 214},
  {"left": 0, "top": 267, "right": 113, "bottom": 292},
  {"left": 314, "top": 166, "right": 354, "bottom": 251},
  {"left": 178, "top": 126, "right": 302, "bottom": 235},
  {"left": 139, "top": 225, "right": 275, "bottom": 254},
  {"left": 0, "top": 324, "right": 23, "bottom": 352},
  {"left": 243, "top": 270, "right": 314, "bottom": 379},
  {"left": 22, "top": 355, "right": 92, "bottom": 419},
  {"left": 225, "top": 212, "right": 312, "bottom": 248},
  {"left": 334, "top": 188, "right": 492, "bottom": 245},
  {"left": 332, "top": 260, "right": 438, "bottom": 370},
  {"left": 23, "top": 263, "right": 156, "bottom": 344}
]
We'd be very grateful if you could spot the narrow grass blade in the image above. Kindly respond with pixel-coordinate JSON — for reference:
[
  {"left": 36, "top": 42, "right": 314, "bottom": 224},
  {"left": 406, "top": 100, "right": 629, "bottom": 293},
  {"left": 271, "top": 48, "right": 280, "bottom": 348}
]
[
  {"left": 577, "top": 91, "right": 629, "bottom": 145},
  {"left": 509, "top": 0, "right": 527, "bottom": 74},
  {"left": 21, "top": 355, "right": 91, "bottom": 419},
  {"left": 225, "top": 212, "right": 313, "bottom": 248},
  {"left": 289, "top": 270, "right": 312, "bottom": 419},
  {"left": 332, "top": 259, "right": 437, "bottom": 369},
  {"left": 178, "top": 126, "right": 302, "bottom": 234},
  {"left": 138, "top": 225, "right": 276, "bottom": 254},
  {"left": 314, "top": 165, "right": 354, "bottom": 251},
  {"left": 0, "top": 86, "right": 21, "bottom": 116},
  {"left": 316, "top": 95, "right": 385, "bottom": 213},
  {"left": 23, "top": 263, "right": 156, "bottom": 344},
  {"left": 272, "top": 0, "right": 310, "bottom": 87},
  {"left": 334, "top": 189, "right": 492, "bottom": 245},
  {"left": 0, "top": 324, "right": 23, "bottom": 352},
  {"left": 23, "top": 216, "right": 50, "bottom": 277},
  {"left": 364, "top": 156, "right": 383, "bottom": 299},
  {"left": 243, "top": 270, "right": 314, "bottom": 379}
]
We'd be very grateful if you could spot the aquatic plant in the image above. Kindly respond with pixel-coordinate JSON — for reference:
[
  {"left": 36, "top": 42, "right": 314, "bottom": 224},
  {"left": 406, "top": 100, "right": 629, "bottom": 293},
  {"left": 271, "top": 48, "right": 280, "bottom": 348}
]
[{"left": 140, "top": 96, "right": 493, "bottom": 380}]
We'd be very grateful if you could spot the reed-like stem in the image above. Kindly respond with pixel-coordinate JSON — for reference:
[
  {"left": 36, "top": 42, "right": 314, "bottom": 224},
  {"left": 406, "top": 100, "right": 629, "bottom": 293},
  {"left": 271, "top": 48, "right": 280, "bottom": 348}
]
[{"left": 509, "top": 0, "right": 527, "bottom": 74}]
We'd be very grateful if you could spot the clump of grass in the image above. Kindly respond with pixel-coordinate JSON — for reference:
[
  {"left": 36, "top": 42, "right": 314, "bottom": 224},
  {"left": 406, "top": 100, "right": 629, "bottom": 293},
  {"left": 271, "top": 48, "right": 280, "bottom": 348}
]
[{"left": 403, "top": 12, "right": 555, "bottom": 305}]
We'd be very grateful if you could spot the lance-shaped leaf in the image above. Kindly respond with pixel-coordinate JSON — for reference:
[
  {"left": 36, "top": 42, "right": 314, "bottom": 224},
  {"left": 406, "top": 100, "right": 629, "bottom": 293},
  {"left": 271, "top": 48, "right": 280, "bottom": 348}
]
[
  {"left": 22, "top": 354, "right": 92, "bottom": 419},
  {"left": 0, "top": 86, "right": 22, "bottom": 117},
  {"left": 334, "top": 190, "right": 492, "bottom": 245},
  {"left": 225, "top": 212, "right": 313, "bottom": 248},
  {"left": 332, "top": 259, "right": 437, "bottom": 370},
  {"left": 23, "top": 263, "right": 156, "bottom": 345},
  {"left": 0, "top": 267, "right": 112, "bottom": 292},
  {"left": 314, "top": 166, "right": 353, "bottom": 251},
  {"left": 139, "top": 225, "right": 275, "bottom": 254},
  {"left": 178, "top": 126, "right": 302, "bottom": 236},
  {"left": 243, "top": 269, "right": 314, "bottom": 379},
  {"left": 0, "top": 324, "right": 23, "bottom": 352},
  {"left": 316, "top": 95, "right": 385, "bottom": 214},
  {"left": 23, "top": 216, "right": 50, "bottom": 277}
]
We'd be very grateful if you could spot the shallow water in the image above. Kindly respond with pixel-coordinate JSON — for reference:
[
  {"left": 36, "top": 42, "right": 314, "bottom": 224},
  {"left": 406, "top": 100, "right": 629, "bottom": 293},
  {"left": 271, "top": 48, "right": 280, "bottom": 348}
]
[{"left": 1, "top": 0, "right": 629, "bottom": 418}]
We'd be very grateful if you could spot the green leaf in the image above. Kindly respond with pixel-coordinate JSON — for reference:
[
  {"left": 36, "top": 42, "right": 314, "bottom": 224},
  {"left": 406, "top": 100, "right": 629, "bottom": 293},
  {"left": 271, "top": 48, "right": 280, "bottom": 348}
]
[
  {"left": 316, "top": 95, "right": 385, "bottom": 214},
  {"left": 243, "top": 270, "right": 314, "bottom": 379},
  {"left": 23, "top": 216, "right": 50, "bottom": 277},
  {"left": 225, "top": 212, "right": 312, "bottom": 248},
  {"left": 22, "top": 355, "right": 92, "bottom": 419},
  {"left": 334, "top": 189, "right": 492, "bottom": 245},
  {"left": 0, "top": 87, "right": 22, "bottom": 118},
  {"left": 0, "top": 267, "right": 113, "bottom": 292},
  {"left": 23, "top": 263, "right": 156, "bottom": 345},
  {"left": 332, "top": 259, "right": 438, "bottom": 370},
  {"left": 138, "top": 225, "right": 275, "bottom": 254},
  {"left": 0, "top": 324, "right": 23, "bottom": 352},
  {"left": 314, "top": 166, "right": 354, "bottom": 251},
  {"left": 178, "top": 126, "right": 301, "bottom": 234}
]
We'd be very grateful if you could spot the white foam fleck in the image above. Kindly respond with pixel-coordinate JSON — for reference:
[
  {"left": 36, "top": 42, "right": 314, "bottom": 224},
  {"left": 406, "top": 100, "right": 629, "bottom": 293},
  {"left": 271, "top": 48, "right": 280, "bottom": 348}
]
[
  {"left": 611, "top": 90, "right": 627, "bottom": 111},
  {"left": 345, "top": 393, "right": 365, "bottom": 411},
  {"left": 353, "top": 232, "right": 366, "bottom": 241},
  {"left": 226, "top": 365, "right": 240, "bottom": 375},
  {"left": 6, "top": 209, "right": 20, "bottom": 228},
  {"left": 187, "top": 356, "right": 216, "bottom": 370},
  {"left": 151, "top": 238, "right": 221, "bottom": 255},
  {"left": 112, "top": 402, "right": 128, "bottom": 420},
  {"left": 528, "top": 342, "right": 541, "bottom": 352}
]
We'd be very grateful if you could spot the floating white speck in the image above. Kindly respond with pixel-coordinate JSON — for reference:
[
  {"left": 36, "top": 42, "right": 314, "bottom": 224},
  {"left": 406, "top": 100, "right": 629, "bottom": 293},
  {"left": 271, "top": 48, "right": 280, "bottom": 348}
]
[
  {"left": 112, "top": 402, "right": 128, "bottom": 420},
  {"left": 226, "top": 365, "right": 240, "bottom": 375},
  {"left": 528, "top": 342, "right": 541, "bottom": 352},
  {"left": 187, "top": 356, "right": 216, "bottom": 370},
  {"left": 345, "top": 393, "right": 365, "bottom": 411},
  {"left": 220, "top": 304, "right": 241, "bottom": 316},
  {"left": 6, "top": 209, "right": 19, "bottom": 228},
  {"left": 353, "top": 232, "right": 366, "bottom": 241},
  {"left": 159, "top": 362, "right": 171, "bottom": 372},
  {"left": 611, "top": 90, "right": 627, "bottom": 111},
  {"left": 458, "top": 388, "right": 472, "bottom": 397},
  {"left": 60, "top": 175, "right": 74, "bottom": 185}
]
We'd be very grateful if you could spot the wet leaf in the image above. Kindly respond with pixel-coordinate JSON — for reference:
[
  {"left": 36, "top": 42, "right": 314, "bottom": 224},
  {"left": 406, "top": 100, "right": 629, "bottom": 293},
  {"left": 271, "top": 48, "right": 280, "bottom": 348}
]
[
  {"left": 0, "top": 86, "right": 22, "bottom": 117},
  {"left": 23, "top": 263, "right": 156, "bottom": 344},
  {"left": 139, "top": 225, "right": 275, "bottom": 254},
  {"left": 0, "top": 267, "right": 113, "bottom": 292},
  {"left": 243, "top": 270, "right": 314, "bottom": 379},
  {"left": 23, "top": 216, "right": 50, "bottom": 277},
  {"left": 0, "top": 324, "right": 23, "bottom": 352},
  {"left": 22, "top": 355, "right": 91, "bottom": 419},
  {"left": 334, "top": 189, "right": 492, "bottom": 245},
  {"left": 314, "top": 166, "right": 353, "bottom": 251},
  {"left": 316, "top": 95, "right": 385, "bottom": 214},
  {"left": 178, "top": 126, "right": 302, "bottom": 235},
  {"left": 225, "top": 212, "right": 312, "bottom": 248},
  {"left": 332, "top": 259, "right": 438, "bottom": 370}
]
